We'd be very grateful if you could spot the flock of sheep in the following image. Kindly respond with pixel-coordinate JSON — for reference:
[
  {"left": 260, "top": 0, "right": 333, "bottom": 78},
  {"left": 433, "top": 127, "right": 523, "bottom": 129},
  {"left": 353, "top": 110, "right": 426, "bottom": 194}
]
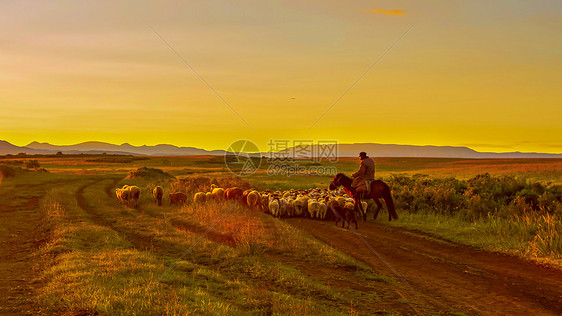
[
  {"left": 194, "top": 184, "right": 364, "bottom": 228},
  {"left": 115, "top": 184, "right": 185, "bottom": 208},
  {"left": 115, "top": 184, "right": 369, "bottom": 228}
]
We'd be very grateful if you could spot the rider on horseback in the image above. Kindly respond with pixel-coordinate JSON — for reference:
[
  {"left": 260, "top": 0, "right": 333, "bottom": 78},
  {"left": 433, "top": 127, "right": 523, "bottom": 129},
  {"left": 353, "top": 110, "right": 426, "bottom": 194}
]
[{"left": 351, "top": 152, "right": 375, "bottom": 195}]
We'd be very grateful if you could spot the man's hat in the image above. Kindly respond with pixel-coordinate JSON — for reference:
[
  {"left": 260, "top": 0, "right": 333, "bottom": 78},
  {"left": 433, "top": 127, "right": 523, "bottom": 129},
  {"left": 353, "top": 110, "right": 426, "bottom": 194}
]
[{"left": 359, "top": 152, "right": 367, "bottom": 157}]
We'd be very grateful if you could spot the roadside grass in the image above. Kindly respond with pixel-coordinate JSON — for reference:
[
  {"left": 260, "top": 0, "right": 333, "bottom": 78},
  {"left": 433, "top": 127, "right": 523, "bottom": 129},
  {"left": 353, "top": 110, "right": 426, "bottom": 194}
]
[
  {"left": 35, "top": 176, "right": 401, "bottom": 314},
  {"left": 0, "top": 171, "right": 75, "bottom": 208},
  {"left": 383, "top": 211, "right": 562, "bottom": 267}
]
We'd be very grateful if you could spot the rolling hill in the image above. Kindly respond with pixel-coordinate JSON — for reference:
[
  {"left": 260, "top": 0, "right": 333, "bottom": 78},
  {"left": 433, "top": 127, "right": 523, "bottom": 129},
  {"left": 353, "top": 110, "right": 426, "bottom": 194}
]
[{"left": 0, "top": 140, "right": 560, "bottom": 158}]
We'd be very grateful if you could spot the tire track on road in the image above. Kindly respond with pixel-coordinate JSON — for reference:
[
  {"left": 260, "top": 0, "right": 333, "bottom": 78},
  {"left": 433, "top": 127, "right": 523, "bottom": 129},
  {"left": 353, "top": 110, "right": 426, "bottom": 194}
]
[
  {"left": 286, "top": 218, "right": 562, "bottom": 315},
  {"left": 76, "top": 178, "right": 174, "bottom": 255}
]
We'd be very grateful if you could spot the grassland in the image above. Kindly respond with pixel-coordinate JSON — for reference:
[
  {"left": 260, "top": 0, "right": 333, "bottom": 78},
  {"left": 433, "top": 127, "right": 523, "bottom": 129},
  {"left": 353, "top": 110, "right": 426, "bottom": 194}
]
[{"left": 1, "top": 154, "right": 561, "bottom": 314}]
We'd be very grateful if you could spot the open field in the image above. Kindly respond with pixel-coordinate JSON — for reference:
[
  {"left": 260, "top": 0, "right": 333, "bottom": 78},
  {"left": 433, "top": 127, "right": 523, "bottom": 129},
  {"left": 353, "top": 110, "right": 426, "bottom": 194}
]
[
  {"left": 1, "top": 155, "right": 561, "bottom": 315},
  {"left": 3, "top": 154, "right": 562, "bottom": 182}
]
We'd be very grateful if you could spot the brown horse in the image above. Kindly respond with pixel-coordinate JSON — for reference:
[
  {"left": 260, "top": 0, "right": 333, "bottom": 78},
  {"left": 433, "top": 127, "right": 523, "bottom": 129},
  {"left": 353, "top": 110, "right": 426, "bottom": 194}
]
[{"left": 329, "top": 173, "right": 398, "bottom": 221}]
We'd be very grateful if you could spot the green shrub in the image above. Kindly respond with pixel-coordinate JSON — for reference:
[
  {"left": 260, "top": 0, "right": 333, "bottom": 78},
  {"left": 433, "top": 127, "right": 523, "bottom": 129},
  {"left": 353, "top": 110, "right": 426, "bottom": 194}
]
[
  {"left": 0, "top": 164, "right": 18, "bottom": 177},
  {"left": 390, "top": 174, "right": 561, "bottom": 220},
  {"left": 25, "top": 159, "right": 41, "bottom": 169},
  {"left": 125, "top": 167, "right": 174, "bottom": 179}
]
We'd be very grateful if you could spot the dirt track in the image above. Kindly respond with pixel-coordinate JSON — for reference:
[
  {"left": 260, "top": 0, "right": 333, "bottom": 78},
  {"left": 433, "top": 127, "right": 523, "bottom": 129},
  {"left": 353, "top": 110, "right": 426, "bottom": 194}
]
[
  {"left": 0, "top": 193, "right": 42, "bottom": 315},
  {"left": 285, "top": 218, "right": 562, "bottom": 315}
]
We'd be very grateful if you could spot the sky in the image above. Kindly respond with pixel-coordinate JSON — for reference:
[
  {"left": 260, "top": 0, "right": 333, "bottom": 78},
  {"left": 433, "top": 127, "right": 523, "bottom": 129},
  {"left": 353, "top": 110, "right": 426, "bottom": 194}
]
[{"left": 1, "top": 0, "right": 561, "bottom": 153}]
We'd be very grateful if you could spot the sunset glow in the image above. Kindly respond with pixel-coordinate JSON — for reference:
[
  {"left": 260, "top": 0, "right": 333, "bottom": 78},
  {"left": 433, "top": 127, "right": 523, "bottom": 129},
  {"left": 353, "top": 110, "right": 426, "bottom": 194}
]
[{"left": 1, "top": 1, "right": 561, "bottom": 153}]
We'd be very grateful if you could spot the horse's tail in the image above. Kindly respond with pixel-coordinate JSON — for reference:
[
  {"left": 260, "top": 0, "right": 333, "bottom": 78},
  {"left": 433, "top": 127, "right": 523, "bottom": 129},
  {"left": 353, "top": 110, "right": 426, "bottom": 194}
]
[{"left": 382, "top": 182, "right": 398, "bottom": 220}]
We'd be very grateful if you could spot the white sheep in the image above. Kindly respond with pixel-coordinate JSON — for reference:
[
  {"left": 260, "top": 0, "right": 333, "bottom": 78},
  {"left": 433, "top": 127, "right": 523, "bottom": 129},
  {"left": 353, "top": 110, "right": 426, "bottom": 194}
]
[
  {"left": 269, "top": 198, "right": 280, "bottom": 218},
  {"left": 294, "top": 195, "right": 308, "bottom": 217},
  {"left": 247, "top": 190, "right": 260, "bottom": 209},
  {"left": 317, "top": 200, "right": 328, "bottom": 220},
  {"left": 335, "top": 196, "right": 346, "bottom": 208},
  {"left": 308, "top": 199, "right": 320, "bottom": 219},
  {"left": 194, "top": 192, "right": 206, "bottom": 204},
  {"left": 344, "top": 202, "right": 355, "bottom": 213},
  {"left": 210, "top": 184, "right": 225, "bottom": 200},
  {"left": 278, "top": 197, "right": 288, "bottom": 217},
  {"left": 115, "top": 188, "right": 130, "bottom": 204}
]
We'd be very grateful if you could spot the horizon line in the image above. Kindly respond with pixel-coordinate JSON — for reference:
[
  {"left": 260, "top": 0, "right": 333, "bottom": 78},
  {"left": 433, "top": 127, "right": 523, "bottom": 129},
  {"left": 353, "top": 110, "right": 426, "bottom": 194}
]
[{"left": 2, "top": 139, "right": 561, "bottom": 155}]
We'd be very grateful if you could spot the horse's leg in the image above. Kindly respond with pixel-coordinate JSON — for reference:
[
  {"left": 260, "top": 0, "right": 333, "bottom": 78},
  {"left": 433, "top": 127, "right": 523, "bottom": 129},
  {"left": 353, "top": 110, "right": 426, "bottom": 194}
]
[
  {"left": 352, "top": 203, "right": 361, "bottom": 228},
  {"left": 373, "top": 198, "right": 382, "bottom": 220},
  {"left": 355, "top": 201, "right": 366, "bottom": 222}
]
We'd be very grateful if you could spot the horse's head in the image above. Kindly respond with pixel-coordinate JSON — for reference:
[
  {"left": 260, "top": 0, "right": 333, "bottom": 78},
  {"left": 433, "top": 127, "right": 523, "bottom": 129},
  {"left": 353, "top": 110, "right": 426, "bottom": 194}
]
[{"left": 329, "top": 173, "right": 345, "bottom": 190}]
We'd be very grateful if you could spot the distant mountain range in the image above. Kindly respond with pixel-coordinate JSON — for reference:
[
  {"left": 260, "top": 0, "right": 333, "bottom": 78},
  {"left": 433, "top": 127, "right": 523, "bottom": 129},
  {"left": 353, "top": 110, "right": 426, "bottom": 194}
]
[
  {"left": 0, "top": 141, "right": 227, "bottom": 156},
  {"left": 0, "top": 140, "right": 560, "bottom": 158},
  {"left": 316, "top": 143, "right": 562, "bottom": 159}
]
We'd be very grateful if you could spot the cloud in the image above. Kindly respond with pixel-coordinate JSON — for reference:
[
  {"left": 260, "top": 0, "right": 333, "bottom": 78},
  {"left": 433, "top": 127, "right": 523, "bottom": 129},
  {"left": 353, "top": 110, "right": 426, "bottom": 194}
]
[{"left": 360, "top": 8, "right": 406, "bottom": 16}]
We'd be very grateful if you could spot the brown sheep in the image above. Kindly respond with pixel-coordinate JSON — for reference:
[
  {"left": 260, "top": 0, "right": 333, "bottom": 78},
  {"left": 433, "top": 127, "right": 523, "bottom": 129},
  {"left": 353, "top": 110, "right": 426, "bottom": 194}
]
[
  {"left": 241, "top": 189, "right": 253, "bottom": 205},
  {"left": 225, "top": 187, "right": 244, "bottom": 201},
  {"left": 260, "top": 194, "right": 269, "bottom": 212},
  {"left": 128, "top": 186, "right": 141, "bottom": 208},
  {"left": 340, "top": 202, "right": 358, "bottom": 229},
  {"left": 169, "top": 192, "right": 188, "bottom": 205},
  {"left": 153, "top": 186, "right": 164, "bottom": 206}
]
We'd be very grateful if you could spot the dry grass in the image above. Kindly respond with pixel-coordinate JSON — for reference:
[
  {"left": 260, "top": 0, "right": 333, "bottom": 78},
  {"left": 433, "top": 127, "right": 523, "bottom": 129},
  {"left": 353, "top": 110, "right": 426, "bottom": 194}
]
[{"left": 32, "top": 175, "right": 397, "bottom": 315}]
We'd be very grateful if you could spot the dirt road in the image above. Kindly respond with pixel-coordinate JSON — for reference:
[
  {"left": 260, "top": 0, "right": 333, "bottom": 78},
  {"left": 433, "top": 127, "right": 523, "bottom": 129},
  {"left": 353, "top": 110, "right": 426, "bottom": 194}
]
[
  {"left": 286, "top": 218, "right": 562, "bottom": 315},
  {"left": 0, "top": 179, "right": 64, "bottom": 315}
]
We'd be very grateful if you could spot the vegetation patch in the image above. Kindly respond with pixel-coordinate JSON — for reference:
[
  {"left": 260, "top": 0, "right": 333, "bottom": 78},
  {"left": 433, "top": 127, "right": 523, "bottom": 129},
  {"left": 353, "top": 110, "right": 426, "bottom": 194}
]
[
  {"left": 385, "top": 173, "right": 562, "bottom": 265},
  {"left": 0, "top": 164, "right": 22, "bottom": 178},
  {"left": 125, "top": 167, "right": 174, "bottom": 179},
  {"left": 85, "top": 156, "right": 149, "bottom": 163}
]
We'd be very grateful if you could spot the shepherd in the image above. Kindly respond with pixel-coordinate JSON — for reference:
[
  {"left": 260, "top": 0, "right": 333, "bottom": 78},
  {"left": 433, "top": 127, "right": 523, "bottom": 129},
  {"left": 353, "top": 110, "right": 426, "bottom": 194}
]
[{"left": 351, "top": 152, "right": 375, "bottom": 195}]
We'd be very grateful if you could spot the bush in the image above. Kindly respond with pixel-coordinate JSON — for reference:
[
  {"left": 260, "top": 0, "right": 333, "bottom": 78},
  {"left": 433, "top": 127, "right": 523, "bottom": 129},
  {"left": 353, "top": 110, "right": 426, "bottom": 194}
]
[
  {"left": 125, "top": 167, "right": 174, "bottom": 179},
  {"left": 390, "top": 174, "right": 562, "bottom": 220},
  {"left": 0, "top": 160, "right": 24, "bottom": 166},
  {"left": 25, "top": 159, "right": 41, "bottom": 169},
  {"left": 0, "top": 164, "right": 18, "bottom": 177}
]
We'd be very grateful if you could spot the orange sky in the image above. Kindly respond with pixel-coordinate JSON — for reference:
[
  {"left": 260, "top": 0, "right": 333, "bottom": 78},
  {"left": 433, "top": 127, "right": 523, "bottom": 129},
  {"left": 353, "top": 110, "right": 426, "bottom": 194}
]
[{"left": 1, "top": 1, "right": 561, "bottom": 153}]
